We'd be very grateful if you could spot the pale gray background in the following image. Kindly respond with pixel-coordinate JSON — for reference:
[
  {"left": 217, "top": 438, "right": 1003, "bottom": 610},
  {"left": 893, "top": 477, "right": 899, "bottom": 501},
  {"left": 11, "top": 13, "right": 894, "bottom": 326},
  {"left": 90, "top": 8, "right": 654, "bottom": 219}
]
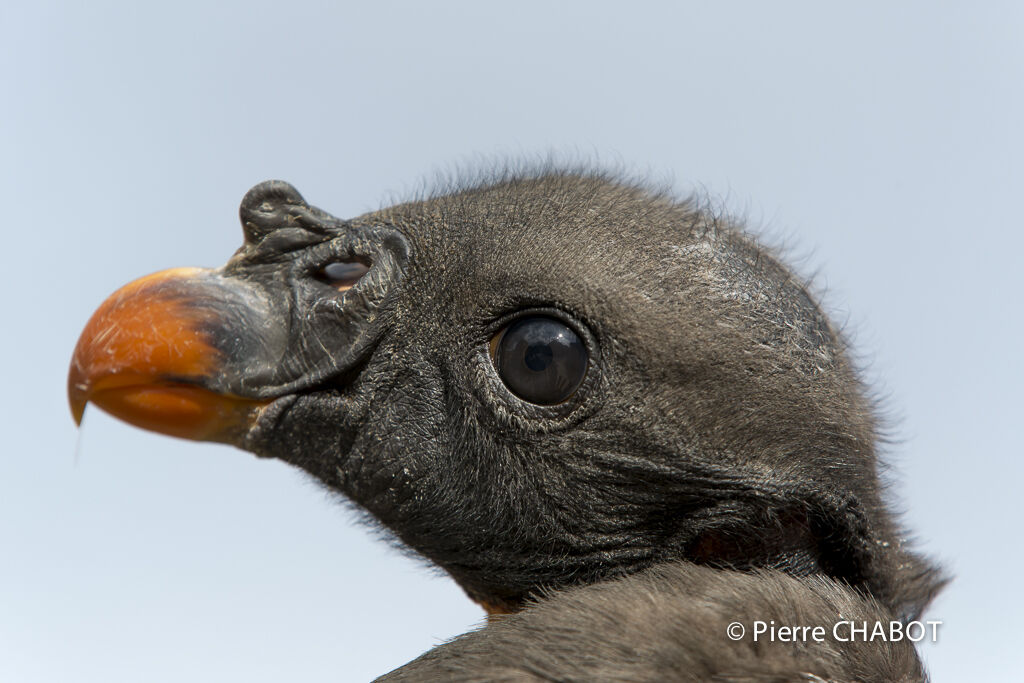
[{"left": 2, "top": 2, "right": 1020, "bottom": 681}]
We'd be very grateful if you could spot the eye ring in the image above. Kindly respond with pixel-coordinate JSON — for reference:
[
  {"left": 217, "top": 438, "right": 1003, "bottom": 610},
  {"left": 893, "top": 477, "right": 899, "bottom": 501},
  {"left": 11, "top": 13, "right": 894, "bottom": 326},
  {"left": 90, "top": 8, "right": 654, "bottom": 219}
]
[{"left": 491, "top": 315, "right": 589, "bottom": 405}]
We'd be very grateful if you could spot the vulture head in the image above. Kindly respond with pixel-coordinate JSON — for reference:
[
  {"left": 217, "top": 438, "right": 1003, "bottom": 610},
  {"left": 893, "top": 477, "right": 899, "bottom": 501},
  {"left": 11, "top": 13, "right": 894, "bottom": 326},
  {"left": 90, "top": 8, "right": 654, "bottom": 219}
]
[{"left": 69, "top": 173, "right": 941, "bottom": 628}]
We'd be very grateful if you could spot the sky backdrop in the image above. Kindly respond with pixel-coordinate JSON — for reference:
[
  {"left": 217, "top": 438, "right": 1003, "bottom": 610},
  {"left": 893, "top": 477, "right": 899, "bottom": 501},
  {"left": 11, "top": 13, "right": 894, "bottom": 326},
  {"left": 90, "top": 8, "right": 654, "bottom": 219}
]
[{"left": 3, "top": 2, "right": 1022, "bottom": 681}]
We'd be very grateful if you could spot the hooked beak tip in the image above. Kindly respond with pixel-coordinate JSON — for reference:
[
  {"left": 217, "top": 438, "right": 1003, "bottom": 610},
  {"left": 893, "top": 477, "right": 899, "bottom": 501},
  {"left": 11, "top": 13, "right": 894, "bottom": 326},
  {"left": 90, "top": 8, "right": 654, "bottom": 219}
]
[
  {"left": 66, "top": 267, "right": 267, "bottom": 443},
  {"left": 70, "top": 396, "right": 86, "bottom": 426}
]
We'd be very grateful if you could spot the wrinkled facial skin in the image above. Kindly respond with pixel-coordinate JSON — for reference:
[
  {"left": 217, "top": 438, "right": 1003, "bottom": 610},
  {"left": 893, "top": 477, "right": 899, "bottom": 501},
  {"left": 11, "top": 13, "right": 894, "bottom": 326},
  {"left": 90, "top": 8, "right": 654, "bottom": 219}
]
[{"left": 70, "top": 174, "right": 942, "bottom": 620}]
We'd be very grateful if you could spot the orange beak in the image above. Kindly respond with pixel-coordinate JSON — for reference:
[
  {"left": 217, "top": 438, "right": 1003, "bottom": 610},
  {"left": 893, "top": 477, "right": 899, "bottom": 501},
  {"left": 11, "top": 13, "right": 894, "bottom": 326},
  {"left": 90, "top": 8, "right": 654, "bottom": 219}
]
[{"left": 68, "top": 268, "right": 269, "bottom": 443}]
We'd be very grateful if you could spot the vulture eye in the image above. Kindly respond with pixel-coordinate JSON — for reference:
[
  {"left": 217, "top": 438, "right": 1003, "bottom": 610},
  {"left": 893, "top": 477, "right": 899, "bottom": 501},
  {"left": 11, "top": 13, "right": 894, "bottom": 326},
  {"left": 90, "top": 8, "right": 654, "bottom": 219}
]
[
  {"left": 317, "top": 260, "right": 370, "bottom": 290},
  {"left": 494, "top": 316, "right": 588, "bottom": 405}
]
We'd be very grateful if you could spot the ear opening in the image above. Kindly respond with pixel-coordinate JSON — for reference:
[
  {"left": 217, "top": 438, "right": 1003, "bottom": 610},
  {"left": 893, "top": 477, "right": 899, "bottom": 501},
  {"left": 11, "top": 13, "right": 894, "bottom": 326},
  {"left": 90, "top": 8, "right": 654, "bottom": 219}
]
[
  {"left": 795, "top": 485, "right": 947, "bottom": 623},
  {"left": 683, "top": 481, "right": 945, "bottom": 623}
]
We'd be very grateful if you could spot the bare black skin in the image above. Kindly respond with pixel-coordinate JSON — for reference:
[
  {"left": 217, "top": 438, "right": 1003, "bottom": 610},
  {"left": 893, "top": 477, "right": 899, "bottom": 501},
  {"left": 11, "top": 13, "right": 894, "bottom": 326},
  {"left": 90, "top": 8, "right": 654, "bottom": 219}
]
[{"left": 77, "top": 172, "right": 944, "bottom": 681}]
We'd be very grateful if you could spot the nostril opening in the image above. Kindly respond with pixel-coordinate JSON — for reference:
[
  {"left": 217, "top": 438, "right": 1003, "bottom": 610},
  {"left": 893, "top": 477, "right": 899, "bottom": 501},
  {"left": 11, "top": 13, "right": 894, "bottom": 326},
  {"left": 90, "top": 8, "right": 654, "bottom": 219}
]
[{"left": 317, "top": 259, "right": 371, "bottom": 290}]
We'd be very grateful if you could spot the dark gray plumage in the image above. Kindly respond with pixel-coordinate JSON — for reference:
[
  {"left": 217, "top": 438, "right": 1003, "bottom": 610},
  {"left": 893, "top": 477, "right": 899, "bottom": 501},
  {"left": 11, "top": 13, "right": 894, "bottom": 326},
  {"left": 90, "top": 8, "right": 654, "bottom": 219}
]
[
  {"left": 388, "top": 564, "right": 926, "bottom": 682},
  {"left": 69, "top": 170, "right": 943, "bottom": 681}
]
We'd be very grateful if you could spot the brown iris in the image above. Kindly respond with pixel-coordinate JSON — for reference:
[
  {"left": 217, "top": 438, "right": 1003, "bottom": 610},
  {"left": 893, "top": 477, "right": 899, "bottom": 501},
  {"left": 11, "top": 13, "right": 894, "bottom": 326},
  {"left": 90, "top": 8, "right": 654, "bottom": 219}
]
[{"left": 492, "top": 316, "right": 588, "bottom": 405}]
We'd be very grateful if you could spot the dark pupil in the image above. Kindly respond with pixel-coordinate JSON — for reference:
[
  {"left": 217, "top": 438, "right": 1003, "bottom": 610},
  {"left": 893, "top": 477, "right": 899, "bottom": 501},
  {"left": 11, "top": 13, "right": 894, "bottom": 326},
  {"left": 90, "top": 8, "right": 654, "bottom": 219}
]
[
  {"left": 524, "top": 344, "right": 554, "bottom": 371},
  {"left": 496, "top": 316, "right": 588, "bottom": 405}
]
